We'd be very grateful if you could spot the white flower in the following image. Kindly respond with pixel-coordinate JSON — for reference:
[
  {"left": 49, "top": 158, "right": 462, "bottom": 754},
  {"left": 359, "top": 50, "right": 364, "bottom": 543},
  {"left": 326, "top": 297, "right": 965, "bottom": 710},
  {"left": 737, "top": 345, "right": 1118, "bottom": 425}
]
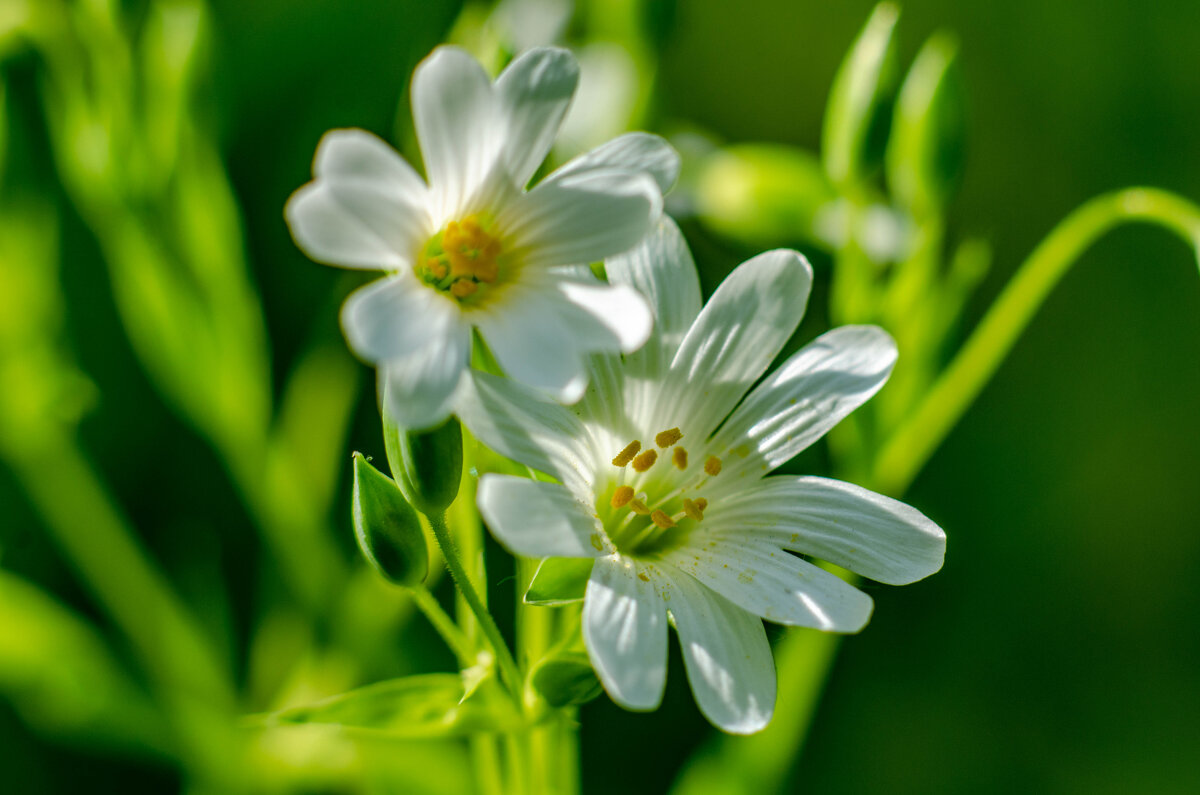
[
  {"left": 457, "top": 218, "right": 946, "bottom": 734},
  {"left": 286, "top": 46, "right": 678, "bottom": 429}
]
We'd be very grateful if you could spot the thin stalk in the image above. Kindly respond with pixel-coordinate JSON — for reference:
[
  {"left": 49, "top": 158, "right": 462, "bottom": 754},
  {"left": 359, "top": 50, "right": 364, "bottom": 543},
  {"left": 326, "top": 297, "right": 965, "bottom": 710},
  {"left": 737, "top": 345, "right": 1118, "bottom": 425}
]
[
  {"left": 471, "top": 734, "right": 506, "bottom": 795},
  {"left": 875, "top": 187, "right": 1200, "bottom": 495},
  {"left": 409, "top": 585, "right": 476, "bottom": 664},
  {"left": 427, "top": 512, "right": 523, "bottom": 699}
]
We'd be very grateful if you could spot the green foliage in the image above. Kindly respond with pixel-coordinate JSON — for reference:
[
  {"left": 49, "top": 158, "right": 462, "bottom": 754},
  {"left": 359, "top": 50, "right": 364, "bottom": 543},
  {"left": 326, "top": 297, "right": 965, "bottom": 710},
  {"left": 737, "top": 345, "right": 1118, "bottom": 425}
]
[
  {"left": 531, "top": 652, "right": 603, "bottom": 708},
  {"left": 886, "top": 32, "right": 965, "bottom": 216},
  {"left": 383, "top": 406, "right": 464, "bottom": 517},
  {"left": 694, "top": 143, "right": 834, "bottom": 248},
  {"left": 0, "top": 571, "right": 170, "bottom": 754},
  {"left": 352, "top": 453, "right": 429, "bottom": 587},
  {"left": 260, "top": 673, "right": 521, "bottom": 738},
  {"left": 524, "top": 558, "right": 593, "bottom": 606},
  {"left": 821, "top": 2, "right": 900, "bottom": 191}
]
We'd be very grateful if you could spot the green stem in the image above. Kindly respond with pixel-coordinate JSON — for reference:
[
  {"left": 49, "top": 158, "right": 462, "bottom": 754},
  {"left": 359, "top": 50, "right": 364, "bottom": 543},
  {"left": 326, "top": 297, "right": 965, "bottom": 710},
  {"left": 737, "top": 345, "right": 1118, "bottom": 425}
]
[
  {"left": 409, "top": 585, "right": 476, "bottom": 665},
  {"left": 427, "top": 512, "right": 523, "bottom": 699},
  {"left": 875, "top": 187, "right": 1200, "bottom": 495}
]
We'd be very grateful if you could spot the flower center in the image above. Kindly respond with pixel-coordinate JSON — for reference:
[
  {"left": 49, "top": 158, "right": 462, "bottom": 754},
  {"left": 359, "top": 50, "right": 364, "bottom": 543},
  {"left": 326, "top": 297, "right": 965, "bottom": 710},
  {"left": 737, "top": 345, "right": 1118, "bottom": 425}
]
[
  {"left": 417, "top": 215, "right": 504, "bottom": 303},
  {"left": 598, "top": 427, "right": 724, "bottom": 557}
]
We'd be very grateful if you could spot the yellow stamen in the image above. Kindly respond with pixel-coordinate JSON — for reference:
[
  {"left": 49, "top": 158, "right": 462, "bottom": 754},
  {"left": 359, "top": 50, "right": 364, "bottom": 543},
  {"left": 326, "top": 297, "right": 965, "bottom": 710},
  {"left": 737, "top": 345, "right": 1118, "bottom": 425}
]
[
  {"left": 704, "top": 456, "right": 723, "bottom": 476},
  {"left": 631, "top": 449, "right": 658, "bottom": 472},
  {"left": 442, "top": 215, "right": 501, "bottom": 284},
  {"left": 629, "top": 499, "right": 651, "bottom": 515},
  {"left": 610, "top": 485, "right": 635, "bottom": 508},
  {"left": 425, "top": 258, "right": 448, "bottom": 280},
  {"left": 672, "top": 447, "right": 688, "bottom": 470},
  {"left": 450, "top": 279, "right": 478, "bottom": 297},
  {"left": 650, "top": 510, "right": 675, "bottom": 529},
  {"left": 612, "top": 440, "right": 642, "bottom": 467},
  {"left": 655, "top": 427, "right": 683, "bottom": 448},
  {"left": 682, "top": 498, "right": 704, "bottom": 522},
  {"left": 695, "top": 498, "right": 708, "bottom": 512}
]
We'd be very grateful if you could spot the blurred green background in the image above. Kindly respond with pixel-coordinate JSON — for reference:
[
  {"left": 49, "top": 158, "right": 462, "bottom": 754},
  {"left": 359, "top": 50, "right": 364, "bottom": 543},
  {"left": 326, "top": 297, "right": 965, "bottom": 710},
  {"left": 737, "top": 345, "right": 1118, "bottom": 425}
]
[{"left": 2, "top": 0, "right": 1198, "bottom": 792}]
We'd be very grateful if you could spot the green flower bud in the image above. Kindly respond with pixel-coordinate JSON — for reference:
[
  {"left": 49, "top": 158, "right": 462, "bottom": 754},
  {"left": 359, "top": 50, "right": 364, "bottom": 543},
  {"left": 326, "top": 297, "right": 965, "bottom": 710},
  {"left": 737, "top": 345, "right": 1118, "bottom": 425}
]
[
  {"left": 382, "top": 408, "right": 463, "bottom": 517},
  {"left": 531, "top": 652, "right": 604, "bottom": 708},
  {"left": 351, "top": 452, "right": 428, "bottom": 587},
  {"left": 695, "top": 144, "right": 835, "bottom": 249},
  {"left": 886, "top": 33, "right": 965, "bottom": 216},
  {"left": 822, "top": 2, "right": 901, "bottom": 191}
]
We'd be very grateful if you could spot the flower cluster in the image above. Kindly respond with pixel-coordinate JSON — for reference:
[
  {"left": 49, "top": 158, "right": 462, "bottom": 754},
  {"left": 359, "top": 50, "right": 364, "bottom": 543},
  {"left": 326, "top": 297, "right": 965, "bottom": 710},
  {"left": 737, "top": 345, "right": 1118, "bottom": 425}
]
[{"left": 288, "top": 45, "right": 945, "bottom": 734}]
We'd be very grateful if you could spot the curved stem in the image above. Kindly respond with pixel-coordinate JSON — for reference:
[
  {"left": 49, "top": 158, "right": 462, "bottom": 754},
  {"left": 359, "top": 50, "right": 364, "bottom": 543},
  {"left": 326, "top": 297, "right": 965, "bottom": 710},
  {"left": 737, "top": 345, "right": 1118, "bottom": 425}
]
[
  {"left": 875, "top": 187, "right": 1200, "bottom": 495},
  {"left": 427, "top": 511, "right": 523, "bottom": 699}
]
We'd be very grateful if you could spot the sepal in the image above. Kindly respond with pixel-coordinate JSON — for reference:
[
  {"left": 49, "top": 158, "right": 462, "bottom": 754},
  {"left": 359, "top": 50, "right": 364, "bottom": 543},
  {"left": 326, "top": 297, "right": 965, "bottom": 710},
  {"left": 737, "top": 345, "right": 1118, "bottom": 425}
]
[
  {"left": 351, "top": 452, "right": 429, "bottom": 586},
  {"left": 524, "top": 558, "right": 594, "bottom": 606},
  {"left": 531, "top": 652, "right": 603, "bottom": 708},
  {"left": 383, "top": 404, "right": 464, "bottom": 517}
]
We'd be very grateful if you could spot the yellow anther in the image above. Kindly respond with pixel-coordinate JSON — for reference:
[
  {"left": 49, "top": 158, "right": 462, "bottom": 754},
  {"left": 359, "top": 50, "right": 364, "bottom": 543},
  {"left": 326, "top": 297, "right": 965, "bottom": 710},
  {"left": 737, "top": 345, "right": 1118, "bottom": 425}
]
[
  {"left": 612, "top": 440, "right": 642, "bottom": 467},
  {"left": 682, "top": 498, "right": 704, "bottom": 522},
  {"left": 450, "top": 279, "right": 478, "bottom": 297},
  {"left": 650, "top": 510, "right": 676, "bottom": 529},
  {"left": 695, "top": 498, "right": 708, "bottom": 512},
  {"left": 704, "top": 456, "right": 723, "bottom": 476},
  {"left": 610, "top": 485, "right": 635, "bottom": 508},
  {"left": 631, "top": 449, "right": 658, "bottom": 472},
  {"left": 672, "top": 447, "right": 688, "bottom": 470},
  {"left": 655, "top": 427, "right": 683, "bottom": 448},
  {"left": 442, "top": 215, "right": 501, "bottom": 284},
  {"left": 425, "top": 258, "right": 448, "bottom": 280},
  {"left": 628, "top": 499, "right": 651, "bottom": 515}
]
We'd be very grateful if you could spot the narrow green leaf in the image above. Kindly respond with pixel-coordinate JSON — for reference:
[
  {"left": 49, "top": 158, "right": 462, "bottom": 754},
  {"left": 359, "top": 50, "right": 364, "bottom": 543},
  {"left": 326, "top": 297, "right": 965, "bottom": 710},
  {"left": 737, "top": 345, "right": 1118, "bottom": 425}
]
[
  {"left": 821, "top": 2, "right": 901, "bottom": 190},
  {"left": 383, "top": 397, "right": 463, "bottom": 517},
  {"left": 259, "top": 673, "right": 519, "bottom": 738},
  {"left": 886, "top": 32, "right": 965, "bottom": 215},
  {"left": 352, "top": 452, "right": 428, "bottom": 586},
  {"left": 531, "top": 652, "right": 603, "bottom": 708},
  {"left": 695, "top": 144, "right": 835, "bottom": 249},
  {"left": 524, "top": 558, "right": 594, "bottom": 606}
]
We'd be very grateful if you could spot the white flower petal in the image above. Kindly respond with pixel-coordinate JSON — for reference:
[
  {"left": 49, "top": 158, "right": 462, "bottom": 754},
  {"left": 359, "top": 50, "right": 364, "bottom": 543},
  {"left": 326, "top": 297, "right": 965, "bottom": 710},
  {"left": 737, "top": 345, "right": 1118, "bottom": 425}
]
[
  {"left": 549, "top": 131, "right": 681, "bottom": 195},
  {"left": 703, "top": 476, "right": 946, "bottom": 586},
  {"left": 476, "top": 475, "right": 605, "bottom": 559},
  {"left": 500, "top": 168, "right": 661, "bottom": 269},
  {"left": 555, "top": 280, "right": 653, "bottom": 355},
  {"left": 606, "top": 216, "right": 702, "bottom": 381},
  {"left": 411, "top": 46, "right": 499, "bottom": 218},
  {"left": 661, "top": 249, "right": 814, "bottom": 440},
  {"left": 286, "top": 181, "right": 410, "bottom": 270},
  {"left": 655, "top": 565, "right": 775, "bottom": 734},
  {"left": 456, "top": 371, "right": 594, "bottom": 494},
  {"left": 313, "top": 128, "right": 428, "bottom": 199},
  {"left": 711, "top": 325, "right": 897, "bottom": 480},
  {"left": 340, "top": 271, "right": 455, "bottom": 363},
  {"left": 496, "top": 47, "right": 579, "bottom": 188},
  {"left": 379, "top": 320, "right": 470, "bottom": 431},
  {"left": 662, "top": 538, "right": 873, "bottom": 633},
  {"left": 583, "top": 556, "right": 668, "bottom": 711},
  {"left": 474, "top": 286, "right": 588, "bottom": 404}
]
